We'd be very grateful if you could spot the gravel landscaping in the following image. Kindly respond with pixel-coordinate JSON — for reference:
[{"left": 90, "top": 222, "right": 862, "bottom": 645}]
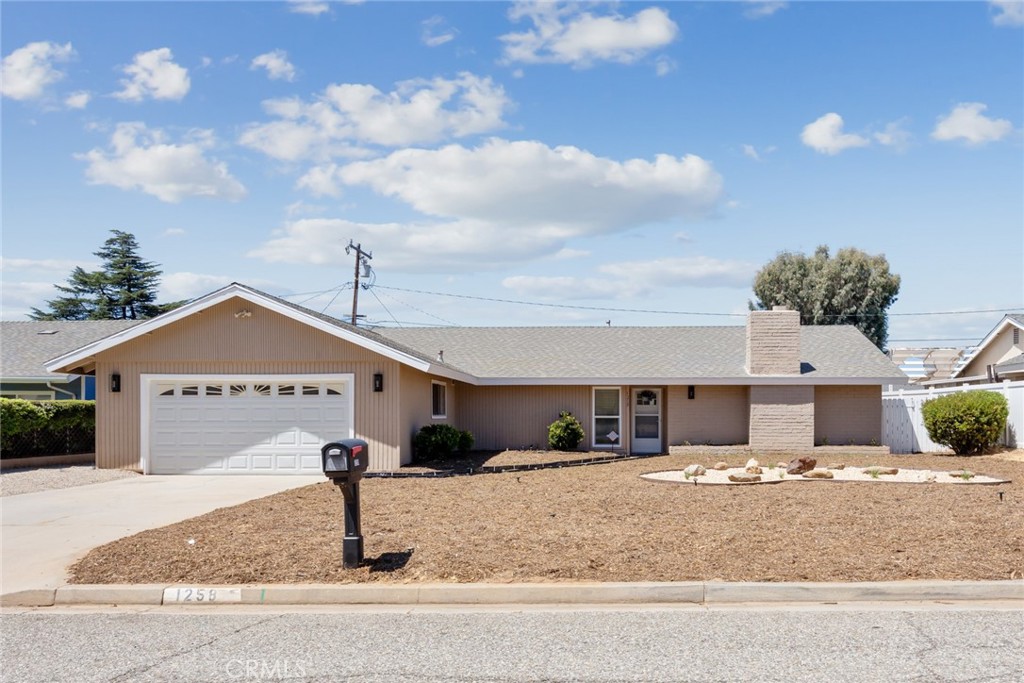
[
  {"left": 0, "top": 464, "right": 139, "bottom": 497},
  {"left": 69, "top": 449, "right": 1023, "bottom": 585}
]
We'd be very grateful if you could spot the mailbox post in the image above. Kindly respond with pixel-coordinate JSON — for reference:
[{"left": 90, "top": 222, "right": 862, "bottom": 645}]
[{"left": 321, "top": 438, "right": 369, "bottom": 568}]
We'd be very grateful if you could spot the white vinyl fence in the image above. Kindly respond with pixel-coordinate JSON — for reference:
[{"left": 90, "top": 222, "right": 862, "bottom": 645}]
[{"left": 882, "top": 380, "right": 1023, "bottom": 454}]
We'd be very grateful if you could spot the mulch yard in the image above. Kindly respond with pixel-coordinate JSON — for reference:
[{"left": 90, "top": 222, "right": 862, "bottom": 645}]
[{"left": 70, "top": 449, "right": 1024, "bottom": 585}]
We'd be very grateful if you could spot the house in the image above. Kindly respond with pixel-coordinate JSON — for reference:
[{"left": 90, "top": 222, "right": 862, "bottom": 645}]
[
  {"left": 944, "top": 314, "right": 1024, "bottom": 385},
  {"left": 1, "top": 320, "right": 140, "bottom": 400},
  {"left": 44, "top": 283, "right": 906, "bottom": 474}
]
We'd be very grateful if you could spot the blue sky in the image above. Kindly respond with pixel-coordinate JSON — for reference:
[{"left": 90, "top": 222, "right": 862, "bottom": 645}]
[{"left": 2, "top": 1, "right": 1022, "bottom": 348}]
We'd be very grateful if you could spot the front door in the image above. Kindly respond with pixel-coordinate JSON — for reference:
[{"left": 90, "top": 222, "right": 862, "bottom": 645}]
[{"left": 632, "top": 388, "right": 662, "bottom": 454}]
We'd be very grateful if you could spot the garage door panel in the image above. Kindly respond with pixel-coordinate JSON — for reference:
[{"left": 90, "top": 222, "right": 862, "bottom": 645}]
[{"left": 148, "top": 377, "right": 352, "bottom": 475}]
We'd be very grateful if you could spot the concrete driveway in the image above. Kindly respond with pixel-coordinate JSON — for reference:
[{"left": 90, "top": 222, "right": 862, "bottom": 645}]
[{"left": 1, "top": 475, "right": 321, "bottom": 596}]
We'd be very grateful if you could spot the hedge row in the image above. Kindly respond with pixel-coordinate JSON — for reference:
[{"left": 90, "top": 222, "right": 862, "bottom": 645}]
[{"left": 0, "top": 398, "right": 96, "bottom": 458}]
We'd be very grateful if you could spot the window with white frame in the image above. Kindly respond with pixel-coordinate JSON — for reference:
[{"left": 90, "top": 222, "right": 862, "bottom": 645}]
[
  {"left": 0, "top": 390, "right": 56, "bottom": 400},
  {"left": 431, "top": 380, "right": 447, "bottom": 419},
  {"left": 593, "top": 387, "right": 621, "bottom": 448}
]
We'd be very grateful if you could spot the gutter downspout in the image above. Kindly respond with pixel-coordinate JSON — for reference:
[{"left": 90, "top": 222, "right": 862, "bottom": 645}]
[{"left": 46, "top": 382, "right": 76, "bottom": 400}]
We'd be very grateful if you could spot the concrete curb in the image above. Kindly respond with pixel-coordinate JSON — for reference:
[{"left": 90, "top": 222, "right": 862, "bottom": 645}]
[{"left": 2, "top": 580, "right": 1021, "bottom": 608}]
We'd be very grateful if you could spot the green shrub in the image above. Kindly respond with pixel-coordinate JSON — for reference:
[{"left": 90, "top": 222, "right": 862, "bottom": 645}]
[
  {"left": 0, "top": 398, "right": 47, "bottom": 437},
  {"left": 548, "top": 411, "right": 585, "bottom": 451},
  {"left": 414, "top": 423, "right": 474, "bottom": 461},
  {"left": 921, "top": 391, "right": 1008, "bottom": 455},
  {"left": 1, "top": 399, "right": 96, "bottom": 457}
]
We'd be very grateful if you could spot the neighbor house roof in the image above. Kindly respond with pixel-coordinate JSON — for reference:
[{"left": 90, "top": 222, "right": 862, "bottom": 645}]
[
  {"left": 995, "top": 353, "right": 1024, "bottom": 376},
  {"left": 376, "top": 324, "right": 906, "bottom": 385},
  {"left": 2, "top": 320, "right": 140, "bottom": 381},
  {"left": 43, "top": 283, "right": 906, "bottom": 386},
  {"left": 951, "top": 313, "right": 1024, "bottom": 378}
]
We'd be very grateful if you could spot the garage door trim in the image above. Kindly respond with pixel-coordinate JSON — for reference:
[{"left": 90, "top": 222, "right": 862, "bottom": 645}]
[{"left": 139, "top": 373, "right": 355, "bottom": 474}]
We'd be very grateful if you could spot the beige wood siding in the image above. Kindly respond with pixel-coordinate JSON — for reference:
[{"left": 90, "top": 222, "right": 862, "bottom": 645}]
[
  {"left": 397, "top": 366, "right": 457, "bottom": 465},
  {"left": 459, "top": 385, "right": 593, "bottom": 451},
  {"left": 666, "top": 385, "right": 749, "bottom": 446},
  {"left": 94, "top": 298, "right": 403, "bottom": 472},
  {"left": 814, "top": 385, "right": 882, "bottom": 445}
]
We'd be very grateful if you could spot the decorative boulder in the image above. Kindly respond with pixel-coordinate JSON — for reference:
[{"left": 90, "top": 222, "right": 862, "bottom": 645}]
[
  {"left": 786, "top": 456, "right": 817, "bottom": 475},
  {"left": 746, "top": 466, "right": 763, "bottom": 474},
  {"left": 745, "top": 458, "right": 759, "bottom": 470},
  {"left": 683, "top": 464, "right": 706, "bottom": 477},
  {"left": 866, "top": 466, "right": 899, "bottom": 475},
  {"left": 713, "top": 461, "right": 729, "bottom": 471},
  {"left": 728, "top": 473, "right": 761, "bottom": 483},
  {"left": 827, "top": 463, "right": 846, "bottom": 470},
  {"left": 803, "top": 469, "right": 834, "bottom": 479},
  {"left": 776, "top": 462, "right": 788, "bottom": 469}
]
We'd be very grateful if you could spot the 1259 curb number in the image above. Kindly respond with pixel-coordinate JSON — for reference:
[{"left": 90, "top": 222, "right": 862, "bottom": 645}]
[{"left": 163, "top": 587, "right": 242, "bottom": 604}]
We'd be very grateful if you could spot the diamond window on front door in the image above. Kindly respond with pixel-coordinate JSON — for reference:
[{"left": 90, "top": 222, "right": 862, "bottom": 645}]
[{"left": 593, "top": 387, "right": 621, "bottom": 448}]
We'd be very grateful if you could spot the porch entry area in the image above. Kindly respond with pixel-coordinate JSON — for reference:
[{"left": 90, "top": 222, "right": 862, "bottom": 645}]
[{"left": 632, "top": 387, "right": 663, "bottom": 454}]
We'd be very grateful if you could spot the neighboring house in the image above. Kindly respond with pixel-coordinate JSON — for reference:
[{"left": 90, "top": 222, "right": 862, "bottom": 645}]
[
  {"left": 44, "top": 283, "right": 906, "bottom": 474},
  {"left": 1, "top": 320, "right": 140, "bottom": 400},
  {"left": 944, "top": 314, "right": 1024, "bottom": 385},
  {"left": 887, "top": 347, "right": 964, "bottom": 383}
]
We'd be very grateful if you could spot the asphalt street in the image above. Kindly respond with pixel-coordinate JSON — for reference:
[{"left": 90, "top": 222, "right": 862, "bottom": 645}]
[{"left": 2, "top": 604, "right": 1022, "bottom": 682}]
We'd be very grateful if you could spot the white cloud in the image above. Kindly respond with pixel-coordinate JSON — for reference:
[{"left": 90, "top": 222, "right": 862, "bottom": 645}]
[
  {"left": 239, "top": 72, "right": 511, "bottom": 161},
  {"left": 551, "top": 248, "right": 590, "bottom": 260},
  {"left": 741, "top": 144, "right": 761, "bottom": 161},
  {"left": 654, "top": 55, "right": 676, "bottom": 77},
  {"left": 503, "top": 256, "right": 756, "bottom": 300},
  {"left": 296, "top": 163, "right": 343, "bottom": 196},
  {"left": 743, "top": 1, "right": 788, "bottom": 19},
  {"left": 113, "top": 48, "right": 190, "bottom": 102},
  {"left": 422, "top": 16, "right": 458, "bottom": 47},
  {"left": 64, "top": 90, "right": 91, "bottom": 109},
  {"left": 0, "top": 257, "right": 95, "bottom": 273},
  {"left": 251, "top": 49, "right": 296, "bottom": 81},
  {"left": 931, "top": 102, "right": 1013, "bottom": 145},
  {"left": 252, "top": 139, "right": 724, "bottom": 271},
  {"left": 801, "top": 112, "right": 870, "bottom": 155},
  {"left": 501, "top": 2, "right": 678, "bottom": 68},
  {"left": 873, "top": 118, "right": 912, "bottom": 151},
  {"left": 990, "top": 1, "right": 1024, "bottom": 27},
  {"left": 336, "top": 139, "right": 723, "bottom": 229},
  {"left": 76, "top": 122, "right": 247, "bottom": 203},
  {"left": 160, "top": 272, "right": 276, "bottom": 301},
  {"left": 0, "top": 281, "right": 62, "bottom": 319},
  {"left": 1, "top": 41, "right": 75, "bottom": 101},
  {"left": 162, "top": 228, "right": 186, "bottom": 237},
  {"left": 288, "top": 1, "right": 331, "bottom": 16}
]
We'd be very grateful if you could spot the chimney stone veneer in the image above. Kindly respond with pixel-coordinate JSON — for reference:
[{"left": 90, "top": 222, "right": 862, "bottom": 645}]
[{"left": 746, "top": 307, "right": 814, "bottom": 451}]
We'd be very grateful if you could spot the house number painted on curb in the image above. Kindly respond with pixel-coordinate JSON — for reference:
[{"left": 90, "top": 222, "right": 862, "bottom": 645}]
[{"left": 163, "top": 587, "right": 242, "bottom": 604}]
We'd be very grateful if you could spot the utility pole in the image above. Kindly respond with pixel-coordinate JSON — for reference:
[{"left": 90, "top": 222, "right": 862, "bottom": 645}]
[{"left": 345, "top": 240, "right": 372, "bottom": 325}]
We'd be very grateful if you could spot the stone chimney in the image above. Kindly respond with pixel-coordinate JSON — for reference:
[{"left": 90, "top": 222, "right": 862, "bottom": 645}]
[{"left": 746, "top": 306, "right": 801, "bottom": 375}]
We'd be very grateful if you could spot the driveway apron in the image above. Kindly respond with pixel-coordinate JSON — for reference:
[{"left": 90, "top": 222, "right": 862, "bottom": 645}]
[{"left": 1, "top": 475, "right": 321, "bottom": 596}]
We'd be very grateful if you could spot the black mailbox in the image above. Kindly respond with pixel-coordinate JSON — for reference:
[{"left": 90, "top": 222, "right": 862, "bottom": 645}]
[
  {"left": 321, "top": 438, "right": 369, "bottom": 568},
  {"left": 321, "top": 439, "right": 369, "bottom": 480}
]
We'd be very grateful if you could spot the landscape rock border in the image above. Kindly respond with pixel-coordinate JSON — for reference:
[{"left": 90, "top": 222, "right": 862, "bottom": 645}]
[{"left": 642, "top": 463, "right": 1011, "bottom": 486}]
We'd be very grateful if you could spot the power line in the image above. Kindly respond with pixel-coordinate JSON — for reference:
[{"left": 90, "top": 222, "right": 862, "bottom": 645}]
[
  {"left": 370, "top": 284, "right": 745, "bottom": 317},
  {"left": 371, "top": 284, "right": 1022, "bottom": 320},
  {"left": 366, "top": 287, "right": 401, "bottom": 327},
  {"left": 370, "top": 286, "right": 460, "bottom": 326}
]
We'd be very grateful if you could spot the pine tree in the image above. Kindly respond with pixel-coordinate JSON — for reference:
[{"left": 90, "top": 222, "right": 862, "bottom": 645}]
[{"left": 30, "top": 230, "right": 179, "bottom": 321}]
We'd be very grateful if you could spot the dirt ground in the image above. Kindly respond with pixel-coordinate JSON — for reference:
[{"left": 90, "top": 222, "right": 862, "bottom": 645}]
[{"left": 70, "top": 449, "right": 1024, "bottom": 585}]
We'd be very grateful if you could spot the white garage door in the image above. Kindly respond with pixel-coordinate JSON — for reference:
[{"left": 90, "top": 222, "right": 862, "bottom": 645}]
[{"left": 145, "top": 375, "right": 353, "bottom": 474}]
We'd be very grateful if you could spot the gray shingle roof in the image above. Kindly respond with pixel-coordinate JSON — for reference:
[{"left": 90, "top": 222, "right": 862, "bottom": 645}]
[
  {"left": 2, "top": 320, "right": 141, "bottom": 379},
  {"left": 376, "top": 324, "right": 905, "bottom": 381},
  {"left": 995, "top": 352, "right": 1024, "bottom": 375}
]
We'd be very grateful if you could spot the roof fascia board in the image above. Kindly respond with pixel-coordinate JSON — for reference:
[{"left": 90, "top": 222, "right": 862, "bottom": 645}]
[
  {"left": 0, "top": 375, "right": 75, "bottom": 383},
  {"left": 951, "top": 316, "right": 1024, "bottom": 378},
  {"left": 472, "top": 376, "right": 906, "bottom": 386},
  {"left": 43, "top": 285, "right": 434, "bottom": 374}
]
